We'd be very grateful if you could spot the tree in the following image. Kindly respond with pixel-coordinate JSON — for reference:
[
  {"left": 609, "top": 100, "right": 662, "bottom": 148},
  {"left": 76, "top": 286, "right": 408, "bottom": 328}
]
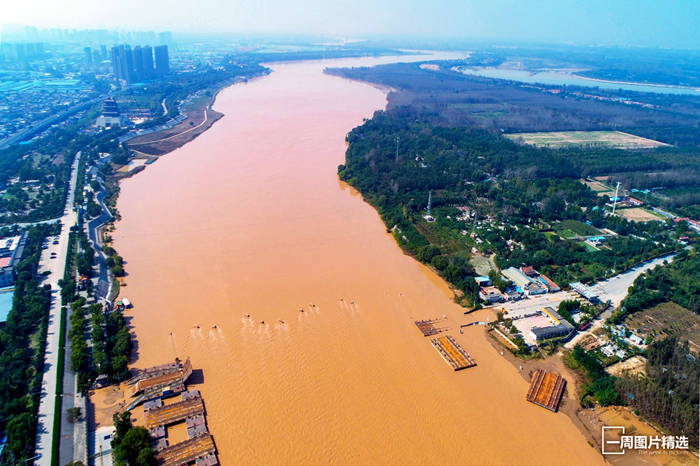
[
  {"left": 113, "top": 427, "right": 156, "bottom": 466},
  {"left": 67, "top": 407, "right": 82, "bottom": 423},
  {"left": 6, "top": 412, "right": 34, "bottom": 459},
  {"left": 112, "top": 411, "right": 132, "bottom": 448}
]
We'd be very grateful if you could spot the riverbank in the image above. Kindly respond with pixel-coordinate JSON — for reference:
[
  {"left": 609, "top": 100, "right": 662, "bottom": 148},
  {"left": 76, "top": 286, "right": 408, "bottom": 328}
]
[
  {"left": 104, "top": 54, "right": 605, "bottom": 465},
  {"left": 126, "top": 92, "right": 225, "bottom": 156}
]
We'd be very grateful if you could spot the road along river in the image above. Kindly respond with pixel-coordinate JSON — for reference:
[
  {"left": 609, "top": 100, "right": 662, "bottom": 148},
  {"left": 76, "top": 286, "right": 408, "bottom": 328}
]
[{"left": 110, "top": 54, "right": 604, "bottom": 465}]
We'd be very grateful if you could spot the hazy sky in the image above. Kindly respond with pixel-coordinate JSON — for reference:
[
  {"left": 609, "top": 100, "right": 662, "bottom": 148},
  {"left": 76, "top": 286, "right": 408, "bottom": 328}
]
[{"left": 4, "top": 0, "right": 700, "bottom": 48}]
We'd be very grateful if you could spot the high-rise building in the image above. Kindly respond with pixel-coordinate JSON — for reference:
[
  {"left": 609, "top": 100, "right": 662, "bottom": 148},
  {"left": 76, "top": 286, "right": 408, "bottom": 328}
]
[
  {"left": 154, "top": 45, "right": 169, "bottom": 75},
  {"left": 110, "top": 45, "right": 121, "bottom": 77},
  {"left": 84, "top": 46, "right": 92, "bottom": 64},
  {"left": 133, "top": 46, "right": 144, "bottom": 81},
  {"left": 111, "top": 45, "right": 128, "bottom": 81},
  {"left": 111, "top": 43, "right": 164, "bottom": 83},
  {"left": 141, "top": 45, "right": 154, "bottom": 78},
  {"left": 123, "top": 45, "right": 135, "bottom": 82},
  {"left": 100, "top": 45, "right": 108, "bottom": 61}
]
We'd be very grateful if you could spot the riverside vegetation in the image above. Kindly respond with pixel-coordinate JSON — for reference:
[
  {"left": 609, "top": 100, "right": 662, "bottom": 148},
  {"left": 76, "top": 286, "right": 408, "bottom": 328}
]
[
  {"left": 0, "top": 225, "right": 58, "bottom": 462},
  {"left": 336, "top": 58, "right": 699, "bottom": 447}
]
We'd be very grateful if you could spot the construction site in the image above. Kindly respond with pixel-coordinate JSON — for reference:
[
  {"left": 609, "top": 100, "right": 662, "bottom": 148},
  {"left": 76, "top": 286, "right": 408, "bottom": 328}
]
[
  {"left": 526, "top": 369, "right": 567, "bottom": 412},
  {"left": 122, "top": 357, "right": 218, "bottom": 465}
]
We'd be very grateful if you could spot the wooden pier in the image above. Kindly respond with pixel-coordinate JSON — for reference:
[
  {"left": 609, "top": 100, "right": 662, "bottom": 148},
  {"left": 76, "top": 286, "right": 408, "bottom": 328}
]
[
  {"left": 526, "top": 369, "right": 566, "bottom": 412},
  {"left": 430, "top": 335, "right": 477, "bottom": 371},
  {"left": 127, "top": 358, "right": 189, "bottom": 385},
  {"left": 155, "top": 433, "right": 216, "bottom": 466},
  {"left": 414, "top": 319, "right": 443, "bottom": 337},
  {"left": 146, "top": 397, "right": 204, "bottom": 429},
  {"left": 117, "top": 357, "right": 218, "bottom": 464},
  {"left": 132, "top": 358, "right": 192, "bottom": 396}
]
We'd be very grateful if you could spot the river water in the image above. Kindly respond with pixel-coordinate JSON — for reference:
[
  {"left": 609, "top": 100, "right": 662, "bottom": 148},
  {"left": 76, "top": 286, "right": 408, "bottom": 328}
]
[
  {"left": 112, "top": 55, "right": 603, "bottom": 465},
  {"left": 458, "top": 67, "right": 700, "bottom": 95}
]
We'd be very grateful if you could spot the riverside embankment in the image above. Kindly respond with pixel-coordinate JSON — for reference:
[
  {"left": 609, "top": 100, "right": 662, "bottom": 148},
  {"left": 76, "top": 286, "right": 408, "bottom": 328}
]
[{"left": 109, "top": 54, "right": 604, "bottom": 465}]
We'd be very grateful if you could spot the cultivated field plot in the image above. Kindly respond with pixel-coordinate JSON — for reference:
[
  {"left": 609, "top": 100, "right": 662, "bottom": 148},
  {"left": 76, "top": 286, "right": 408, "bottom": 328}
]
[
  {"left": 582, "top": 179, "right": 611, "bottom": 193},
  {"left": 553, "top": 219, "right": 602, "bottom": 238},
  {"left": 616, "top": 207, "right": 664, "bottom": 222},
  {"left": 626, "top": 302, "right": 700, "bottom": 353},
  {"left": 505, "top": 131, "right": 670, "bottom": 149}
]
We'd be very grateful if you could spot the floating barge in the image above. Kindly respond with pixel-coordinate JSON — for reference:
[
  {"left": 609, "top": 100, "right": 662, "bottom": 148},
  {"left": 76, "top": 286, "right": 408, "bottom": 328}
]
[
  {"left": 414, "top": 319, "right": 443, "bottom": 337},
  {"left": 146, "top": 395, "right": 204, "bottom": 429},
  {"left": 127, "top": 358, "right": 185, "bottom": 385},
  {"left": 430, "top": 335, "right": 477, "bottom": 371},
  {"left": 526, "top": 369, "right": 566, "bottom": 412},
  {"left": 118, "top": 357, "right": 218, "bottom": 464},
  {"left": 155, "top": 433, "right": 217, "bottom": 466},
  {"left": 126, "top": 358, "right": 193, "bottom": 410}
]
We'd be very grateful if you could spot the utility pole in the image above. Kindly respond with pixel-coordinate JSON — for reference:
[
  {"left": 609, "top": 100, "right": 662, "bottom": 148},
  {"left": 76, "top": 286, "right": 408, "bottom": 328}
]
[{"left": 612, "top": 181, "right": 621, "bottom": 214}]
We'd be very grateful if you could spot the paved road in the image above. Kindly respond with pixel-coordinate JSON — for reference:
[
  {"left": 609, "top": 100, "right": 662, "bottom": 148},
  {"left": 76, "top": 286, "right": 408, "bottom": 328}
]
[
  {"left": 0, "top": 98, "right": 101, "bottom": 150},
  {"left": 34, "top": 152, "right": 81, "bottom": 466},
  {"left": 1, "top": 217, "right": 62, "bottom": 230},
  {"left": 564, "top": 252, "right": 678, "bottom": 349},
  {"left": 87, "top": 181, "right": 113, "bottom": 301},
  {"left": 589, "top": 252, "right": 679, "bottom": 308}
]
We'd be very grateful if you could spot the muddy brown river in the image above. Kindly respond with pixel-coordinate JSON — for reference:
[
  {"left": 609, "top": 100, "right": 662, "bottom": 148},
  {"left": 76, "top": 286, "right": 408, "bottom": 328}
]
[{"left": 112, "top": 55, "right": 603, "bottom": 465}]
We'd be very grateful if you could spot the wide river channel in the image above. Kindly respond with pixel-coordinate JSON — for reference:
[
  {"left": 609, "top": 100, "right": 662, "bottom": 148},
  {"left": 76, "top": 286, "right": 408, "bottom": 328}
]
[{"left": 112, "top": 54, "right": 604, "bottom": 465}]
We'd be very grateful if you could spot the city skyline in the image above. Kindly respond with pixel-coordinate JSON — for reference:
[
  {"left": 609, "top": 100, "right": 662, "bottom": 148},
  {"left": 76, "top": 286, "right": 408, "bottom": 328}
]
[{"left": 2, "top": 0, "right": 700, "bottom": 49}]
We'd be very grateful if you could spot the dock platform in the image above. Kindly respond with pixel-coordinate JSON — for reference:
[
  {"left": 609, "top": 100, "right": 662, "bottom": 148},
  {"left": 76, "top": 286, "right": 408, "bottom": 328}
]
[
  {"left": 430, "top": 335, "right": 477, "bottom": 371},
  {"left": 414, "top": 319, "right": 443, "bottom": 337},
  {"left": 127, "top": 357, "right": 189, "bottom": 385},
  {"left": 146, "top": 397, "right": 204, "bottom": 428},
  {"left": 526, "top": 369, "right": 566, "bottom": 412},
  {"left": 155, "top": 433, "right": 216, "bottom": 466},
  {"left": 131, "top": 358, "right": 192, "bottom": 396}
]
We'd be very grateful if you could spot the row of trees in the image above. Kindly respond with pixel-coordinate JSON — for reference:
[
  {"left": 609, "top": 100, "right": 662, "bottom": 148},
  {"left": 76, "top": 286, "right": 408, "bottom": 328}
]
[
  {"left": 566, "top": 345, "right": 622, "bottom": 406},
  {"left": 616, "top": 338, "right": 699, "bottom": 448},
  {"left": 68, "top": 298, "right": 93, "bottom": 394},
  {"left": 0, "top": 225, "right": 57, "bottom": 462}
]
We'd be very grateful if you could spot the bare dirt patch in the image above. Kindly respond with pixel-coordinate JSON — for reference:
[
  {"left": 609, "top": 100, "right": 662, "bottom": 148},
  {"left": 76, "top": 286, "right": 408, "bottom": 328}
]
[
  {"left": 506, "top": 131, "right": 670, "bottom": 150},
  {"left": 606, "top": 355, "right": 647, "bottom": 377},
  {"left": 617, "top": 207, "right": 664, "bottom": 222}
]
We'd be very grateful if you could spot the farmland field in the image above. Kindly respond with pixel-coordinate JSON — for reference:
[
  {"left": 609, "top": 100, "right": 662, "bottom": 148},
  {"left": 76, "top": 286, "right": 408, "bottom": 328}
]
[
  {"left": 617, "top": 207, "right": 664, "bottom": 222},
  {"left": 626, "top": 302, "right": 700, "bottom": 353},
  {"left": 505, "top": 130, "right": 670, "bottom": 149},
  {"left": 553, "top": 219, "right": 602, "bottom": 237},
  {"left": 582, "top": 179, "right": 611, "bottom": 192}
]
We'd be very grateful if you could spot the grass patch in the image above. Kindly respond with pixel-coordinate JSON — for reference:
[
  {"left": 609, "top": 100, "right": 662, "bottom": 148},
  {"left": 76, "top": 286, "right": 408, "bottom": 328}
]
[{"left": 555, "top": 219, "right": 602, "bottom": 237}]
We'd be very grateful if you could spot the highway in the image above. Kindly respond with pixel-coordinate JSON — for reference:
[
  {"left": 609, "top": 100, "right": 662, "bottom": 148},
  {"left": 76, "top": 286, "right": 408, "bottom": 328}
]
[
  {"left": 0, "top": 98, "right": 101, "bottom": 150},
  {"left": 34, "top": 152, "right": 82, "bottom": 465}
]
